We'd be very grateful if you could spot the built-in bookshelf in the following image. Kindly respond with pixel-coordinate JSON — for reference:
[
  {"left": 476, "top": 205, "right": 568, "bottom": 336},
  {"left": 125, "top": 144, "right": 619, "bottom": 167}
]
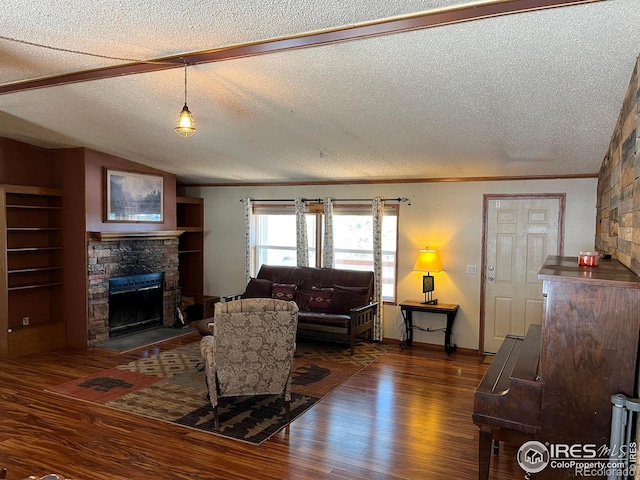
[
  {"left": 176, "top": 196, "right": 204, "bottom": 296},
  {"left": 0, "top": 184, "right": 65, "bottom": 358}
]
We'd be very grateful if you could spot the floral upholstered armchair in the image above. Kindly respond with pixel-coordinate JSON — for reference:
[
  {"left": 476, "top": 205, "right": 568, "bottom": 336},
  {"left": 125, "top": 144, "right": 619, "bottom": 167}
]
[
  {"left": 23, "top": 476, "right": 70, "bottom": 480},
  {"left": 199, "top": 298, "right": 299, "bottom": 429},
  {"left": 0, "top": 469, "right": 70, "bottom": 480}
]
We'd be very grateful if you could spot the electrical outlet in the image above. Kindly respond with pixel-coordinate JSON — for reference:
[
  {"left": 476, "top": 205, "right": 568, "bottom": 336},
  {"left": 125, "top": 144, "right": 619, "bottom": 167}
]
[{"left": 22, "top": 316, "right": 30, "bottom": 326}]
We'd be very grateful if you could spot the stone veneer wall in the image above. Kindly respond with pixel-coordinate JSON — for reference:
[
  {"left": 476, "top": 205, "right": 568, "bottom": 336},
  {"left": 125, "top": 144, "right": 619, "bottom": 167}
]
[
  {"left": 87, "top": 238, "right": 180, "bottom": 345},
  {"left": 595, "top": 56, "right": 640, "bottom": 275}
]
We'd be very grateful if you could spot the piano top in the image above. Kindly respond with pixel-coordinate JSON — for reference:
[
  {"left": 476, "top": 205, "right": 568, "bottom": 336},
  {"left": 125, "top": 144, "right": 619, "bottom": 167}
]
[
  {"left": 476, "top": 324, "right": 541, "bottom": 395},
  {"left": 538, "top": 255, "right": 640, "bottom": 288}
]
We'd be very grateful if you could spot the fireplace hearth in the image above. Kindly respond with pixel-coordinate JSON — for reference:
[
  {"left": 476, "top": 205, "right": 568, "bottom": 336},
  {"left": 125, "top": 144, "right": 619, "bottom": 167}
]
[{"left": 108, "top": 273, "right": 164, "bottom": 337}]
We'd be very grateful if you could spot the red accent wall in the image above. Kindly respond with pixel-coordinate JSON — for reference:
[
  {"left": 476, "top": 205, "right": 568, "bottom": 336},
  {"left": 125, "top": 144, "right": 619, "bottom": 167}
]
[
  {"left": 48, "top": 148, "right": 88, "bottom": 348},
  {"left": 84, "top": 149, "right": 176, "bottom": 232},
  {"left": 1, "top": 137, "right": 179, "bottom": 349},
  {"left": 0, "top": 138, "right": 56, "bottom": 187}
]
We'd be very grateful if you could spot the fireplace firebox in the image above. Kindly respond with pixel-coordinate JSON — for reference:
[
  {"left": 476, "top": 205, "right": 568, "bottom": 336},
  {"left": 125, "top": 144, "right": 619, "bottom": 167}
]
[{"left": 108, "top": 272, "right": 164, "bottom": 337}]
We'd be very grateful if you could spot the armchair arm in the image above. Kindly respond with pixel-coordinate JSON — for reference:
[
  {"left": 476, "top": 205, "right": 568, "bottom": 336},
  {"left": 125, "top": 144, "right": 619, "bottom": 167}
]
[
  {"left": 199, "top": 336, "right": 219, "bottom": 408},
  {"left": 345, "top": 301, "right": 378, "bottom": 355},
  {"left": 349, "top": 302, "right": 378, "bottom": 329}
]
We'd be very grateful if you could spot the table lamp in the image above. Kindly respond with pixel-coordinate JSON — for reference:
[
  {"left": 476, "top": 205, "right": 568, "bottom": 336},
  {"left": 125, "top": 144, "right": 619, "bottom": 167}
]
[{"left": 413, "top": 247, "right": 442, "bottom": 304}]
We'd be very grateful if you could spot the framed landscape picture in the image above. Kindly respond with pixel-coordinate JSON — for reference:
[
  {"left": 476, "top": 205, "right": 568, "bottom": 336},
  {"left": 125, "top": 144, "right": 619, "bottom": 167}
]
[{"left": 105, "top": 169, "right": 164, "bottom": 223}]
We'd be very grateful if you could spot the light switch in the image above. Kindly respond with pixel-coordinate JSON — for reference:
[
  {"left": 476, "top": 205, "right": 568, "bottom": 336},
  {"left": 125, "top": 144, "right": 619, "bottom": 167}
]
[{"left": 467, "top": 265, "right": 477, "bottom": 274}]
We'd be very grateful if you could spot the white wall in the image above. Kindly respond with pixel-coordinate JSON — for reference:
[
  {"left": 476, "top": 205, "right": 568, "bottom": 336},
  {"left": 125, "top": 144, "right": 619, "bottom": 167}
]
[{"left": 186, "top": 177, "right": 597, "bottom": 351}]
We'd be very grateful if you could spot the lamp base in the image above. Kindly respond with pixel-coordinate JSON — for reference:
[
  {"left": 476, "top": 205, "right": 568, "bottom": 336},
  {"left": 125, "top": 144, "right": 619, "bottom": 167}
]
[{"left": 421, "top": 289, "right": 438, "bottom": 305}]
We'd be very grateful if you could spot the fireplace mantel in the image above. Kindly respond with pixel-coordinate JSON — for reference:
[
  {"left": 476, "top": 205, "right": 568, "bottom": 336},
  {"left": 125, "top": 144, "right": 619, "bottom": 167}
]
[{"left": 89, "top": 230, "right": 184, "bottom": 241}]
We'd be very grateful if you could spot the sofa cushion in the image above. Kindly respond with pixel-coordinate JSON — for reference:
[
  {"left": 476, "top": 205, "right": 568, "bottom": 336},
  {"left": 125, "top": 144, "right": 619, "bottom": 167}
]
[
  {"left": 330, "top": 285, "right": 369, "bottom": 314},
  {"left": 257, "top": 265, "right": 372, "bottom": 298},
  {"left": 242, "top": 278, "right": 274, "bottom": 298},
  {"left": 254, "top": 265, "right": 374, "bottom": 314},
  {"left": 296, "top": 288, "right": 312, "bottom": 312},
  {"left": 298, "top": 311, "right": 351, "bottom": 328},
  {"left": 272, "top": 283, "right": 297, "bottom": 301},
  {"left": 308, "top": 286, "right": 334, "bottom": 312}
]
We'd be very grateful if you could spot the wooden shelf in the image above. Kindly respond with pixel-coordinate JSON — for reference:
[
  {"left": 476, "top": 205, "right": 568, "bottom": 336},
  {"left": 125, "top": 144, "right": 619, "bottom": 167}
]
[
  {"left": 177, "top": 196, "right": 204, "bottom": 296},
  {"left": 7, "top": 322, "right": 66, "bottom": 358},
  {"left": 8, "top": 246, "right": 63, "bottom": 252},
  {"left": 7, "top": 227, "right": 63, "bottom": 231},
  {"left": 3, "top": 184, "right": 62, "bottom": 196},
  {"left": 0, "top": 184, "right": 65, "bottom": 358},
  {"left": 8, "top": 267, "right": 63, "bottom": 274},
  {"left": 6, "top": 205, "right": 62, "bottom": 210},
  {"left": 8, "top": 281, "right": 64, "bottom": 291},
  {"left": 90, "top": 230, "right": 184, "bottom": 241}
]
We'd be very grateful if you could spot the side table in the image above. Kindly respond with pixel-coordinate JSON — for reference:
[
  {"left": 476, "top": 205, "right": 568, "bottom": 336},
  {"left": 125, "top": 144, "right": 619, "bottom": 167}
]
[
  {"left": 194, "top": 317, "right": 214, "bottom": 336},
  {"left": 399, "top": 300, "right": 459, "bottom": 355},
  {"left": 196, "top": 294, "right": 221, "bottom": 319}
]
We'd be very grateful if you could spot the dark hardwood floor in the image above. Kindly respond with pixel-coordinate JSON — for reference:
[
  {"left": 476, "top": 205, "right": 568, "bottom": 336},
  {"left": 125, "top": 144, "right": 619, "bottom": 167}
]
[{"left": 0, "top": 332, "right": 522, "bottom": 480}]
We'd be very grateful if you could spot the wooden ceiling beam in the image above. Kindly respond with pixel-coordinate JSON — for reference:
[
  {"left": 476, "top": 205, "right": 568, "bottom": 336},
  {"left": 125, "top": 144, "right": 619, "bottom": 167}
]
[{"left": 0, "top": 0, "right": 600, "bottom": 95}]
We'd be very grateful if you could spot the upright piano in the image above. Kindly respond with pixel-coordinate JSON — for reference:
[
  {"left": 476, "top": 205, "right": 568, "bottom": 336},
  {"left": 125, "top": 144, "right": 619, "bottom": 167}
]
[{"left": 473, "top": 256, "right": 640, "bottom": 479}]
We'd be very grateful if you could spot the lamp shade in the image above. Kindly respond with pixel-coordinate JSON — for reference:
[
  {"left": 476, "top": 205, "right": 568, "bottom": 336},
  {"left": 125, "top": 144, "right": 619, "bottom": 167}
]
[
  {"left": 413, "top": 249, "right": 442, "bottom": 273},
  {"left": 175, "top": 104, "right": 196, "bottom": 137}
]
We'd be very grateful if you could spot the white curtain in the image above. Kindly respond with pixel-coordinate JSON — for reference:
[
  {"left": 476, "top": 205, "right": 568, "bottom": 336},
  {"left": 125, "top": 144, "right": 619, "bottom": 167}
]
[
  {"left": 243, "top": 197, "right": 252, "bottom": 284},
  {"left": 322, "top": 197, "right": 334, "bottom": 268},
  {"left": 295, "top": 198, "right": 309, "bottom": 267},
  {"left": 372, "top": 196, "right": 384, "bottom": 341}
]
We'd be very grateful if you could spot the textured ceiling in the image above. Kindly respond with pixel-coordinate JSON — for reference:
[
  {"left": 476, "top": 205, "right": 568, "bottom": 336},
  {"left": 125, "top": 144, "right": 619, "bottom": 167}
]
[{"left": 1, "top": 0, "right": 639, "bottom": 185}]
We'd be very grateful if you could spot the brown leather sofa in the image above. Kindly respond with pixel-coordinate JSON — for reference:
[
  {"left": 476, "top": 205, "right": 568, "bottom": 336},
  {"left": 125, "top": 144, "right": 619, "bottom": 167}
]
[{"left": 230, "top": 265, "right": 378, "bottom": 355}]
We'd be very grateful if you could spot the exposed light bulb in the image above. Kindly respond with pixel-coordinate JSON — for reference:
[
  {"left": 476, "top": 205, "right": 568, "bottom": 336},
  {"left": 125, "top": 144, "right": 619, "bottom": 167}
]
[
  {"left": 175, "top": 62, "right": 196, "bottom": 137},
  {"left": 175, "top": 104, "right": 196, "bottom": 137}
]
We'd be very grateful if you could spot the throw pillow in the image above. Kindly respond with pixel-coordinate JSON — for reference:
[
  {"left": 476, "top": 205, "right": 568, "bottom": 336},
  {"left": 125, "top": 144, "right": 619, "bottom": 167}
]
[
  {"left": 272, "top": 283, "right": 297, "bottom": 301},
  {"left": 330, "top": 284, "right": 369, "bottom": 314},
  {"left": 308, "top": 286, "right": 334, "bottom": 312},
  {"left": 242, "top": 278, "right": 274, "bottom": 298}
]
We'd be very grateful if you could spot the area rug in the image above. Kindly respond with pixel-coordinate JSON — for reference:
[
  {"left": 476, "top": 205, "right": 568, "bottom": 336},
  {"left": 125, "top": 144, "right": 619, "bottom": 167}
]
[{"left": 48, "top": 340, "right": 392, "bottom": 445}]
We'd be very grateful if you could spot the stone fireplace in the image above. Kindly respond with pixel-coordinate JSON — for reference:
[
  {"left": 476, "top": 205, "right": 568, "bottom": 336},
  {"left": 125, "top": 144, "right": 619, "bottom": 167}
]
[{"left": 87, "top": 235, "right": 180, "bottom": 346}]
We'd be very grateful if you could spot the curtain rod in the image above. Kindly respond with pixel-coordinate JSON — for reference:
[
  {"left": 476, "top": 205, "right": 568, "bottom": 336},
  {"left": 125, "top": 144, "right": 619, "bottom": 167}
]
[{"left": 241, "top": 197, "right": 409, "bottom": 203}]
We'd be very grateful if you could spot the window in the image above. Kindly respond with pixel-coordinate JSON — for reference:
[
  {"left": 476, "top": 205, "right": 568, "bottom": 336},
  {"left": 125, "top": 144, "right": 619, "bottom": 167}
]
[
  {"left": 332, "top": 207, "right": 397, "bottom": 301},
  {"left": 252, "top": 203, "right": 398, "bottom": 302},
  {"left": 254, "top": 211, "right": 316, "bottom": 267}
]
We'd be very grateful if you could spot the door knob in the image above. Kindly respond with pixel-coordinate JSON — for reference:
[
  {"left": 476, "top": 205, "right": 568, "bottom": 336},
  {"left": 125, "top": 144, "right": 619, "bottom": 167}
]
[
  {"left": 488, "top": 265, "right": 495, "bottom": 271},
  {"left": 488, "top": 275, "right": 495, "bottom": 281}
]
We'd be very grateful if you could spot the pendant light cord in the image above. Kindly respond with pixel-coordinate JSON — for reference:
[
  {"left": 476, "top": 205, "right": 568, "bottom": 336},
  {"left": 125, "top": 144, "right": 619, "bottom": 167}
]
[{"left": 183, "top": 62, "right": 188, "bottom": 105}]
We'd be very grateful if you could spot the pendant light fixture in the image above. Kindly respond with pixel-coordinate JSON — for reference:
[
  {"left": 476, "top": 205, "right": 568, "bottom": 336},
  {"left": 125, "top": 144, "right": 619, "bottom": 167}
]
[{"left": 175, "top": 62, "right": 196, "bottom": 137}]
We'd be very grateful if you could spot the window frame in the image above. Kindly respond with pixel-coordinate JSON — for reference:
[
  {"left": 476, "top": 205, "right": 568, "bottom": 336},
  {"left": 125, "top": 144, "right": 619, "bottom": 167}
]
[{"left": 251, "top": 202, "right": 399, "bottom": 303}]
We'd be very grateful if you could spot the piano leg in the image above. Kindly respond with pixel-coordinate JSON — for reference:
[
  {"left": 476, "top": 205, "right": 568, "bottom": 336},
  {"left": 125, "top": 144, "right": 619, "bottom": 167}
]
[{"left": 478, "top": 427, "right": 493, "bottom": 480}]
